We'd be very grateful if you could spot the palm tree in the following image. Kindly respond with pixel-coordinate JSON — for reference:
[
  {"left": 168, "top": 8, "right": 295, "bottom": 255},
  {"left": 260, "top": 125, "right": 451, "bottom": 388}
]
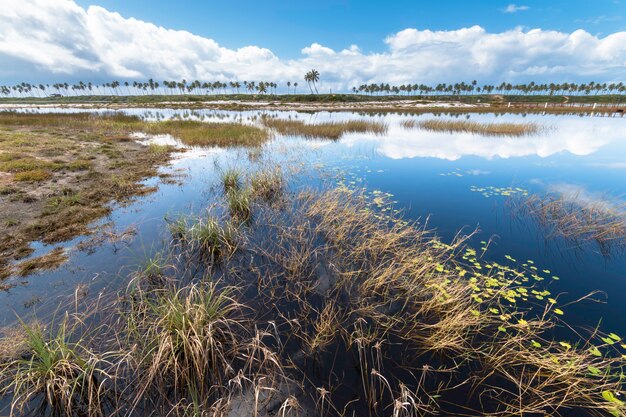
[
  {"left": 293, "top": 82, "right": 298, "bottom": 94},
  {"left": 304, "top": 69, "right": 319, "bottom": 94}
]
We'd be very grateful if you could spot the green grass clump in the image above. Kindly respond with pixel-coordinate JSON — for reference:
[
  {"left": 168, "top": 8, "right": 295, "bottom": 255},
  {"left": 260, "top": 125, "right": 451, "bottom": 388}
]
[
  {"left": 126, "top": 283, "right": 241, "bottom": 398},
  {"left": 167, "top": 214, "right": 190, "bottom": 239},
  {"left": 0, "top": 157, "right": 62, "bottom": 173},
  {"left": 0, "top": 318, "right": 109, "bottom": 417},
  {"left": 13, "top": 169, "right": 51, "bottom": 182},
  {"left": 226, "top": 187, "right": 252, "bottom": 219},
  {"left": 66, "top": 159, "right": 92, "bottom": 171},
  {"left": 189, "top": 216, "right": 237, "bottom": 258},
  {"left": 221, "top": 168, "right": 241, "bottom": 192},
  {"left": 147, "top": 143, "right": 170, "bottom": 156}
]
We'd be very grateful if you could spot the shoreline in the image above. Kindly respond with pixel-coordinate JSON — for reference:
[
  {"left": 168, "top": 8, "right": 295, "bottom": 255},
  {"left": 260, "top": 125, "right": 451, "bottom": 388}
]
[{"left": 0, "top": 99, "right": 624, "bottom": 114}]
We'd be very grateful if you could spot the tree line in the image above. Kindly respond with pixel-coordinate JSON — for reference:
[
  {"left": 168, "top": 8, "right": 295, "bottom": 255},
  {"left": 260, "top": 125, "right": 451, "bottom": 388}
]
[
  {"left": 1, "top": 74, "right": 624, "bottom": 98},
  {"left": 353, "top": 81, "right": 626, "bottom": 96}
]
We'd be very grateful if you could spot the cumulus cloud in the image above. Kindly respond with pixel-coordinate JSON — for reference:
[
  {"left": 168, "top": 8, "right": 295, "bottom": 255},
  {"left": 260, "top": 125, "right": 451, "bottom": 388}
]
[
  {"left": 503, "top": 4, "right": 530, "bottom": 13},
  {"left": 0, "top": 0, "right": 625, "bottom": 89}
]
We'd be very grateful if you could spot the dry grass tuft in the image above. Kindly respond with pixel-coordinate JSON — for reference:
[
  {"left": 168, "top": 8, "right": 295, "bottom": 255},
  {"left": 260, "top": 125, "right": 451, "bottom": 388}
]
[
  {"left": 516, "top": 193, "right": 626, "bottom": 256},
  {"left": 403, "top": 118, "right": 543, "bottom": 136},
  {"left": 262, "top": 117, "right": 387, "bottom": 139}
]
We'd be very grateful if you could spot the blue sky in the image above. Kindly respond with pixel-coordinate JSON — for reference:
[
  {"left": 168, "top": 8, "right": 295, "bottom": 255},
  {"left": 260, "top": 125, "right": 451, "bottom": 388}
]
[
  {"left": 1, "top": 0, "right": 625, "bottom": 87},
  {"left": 73, "top": 0, "right": 625, "bottom": 57}
]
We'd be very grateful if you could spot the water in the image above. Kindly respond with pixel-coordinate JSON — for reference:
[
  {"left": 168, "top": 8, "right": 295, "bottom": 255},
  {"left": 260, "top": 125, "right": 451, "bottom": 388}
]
[{"left": 2, "top": 108, "right": 626, "bottom": 338}]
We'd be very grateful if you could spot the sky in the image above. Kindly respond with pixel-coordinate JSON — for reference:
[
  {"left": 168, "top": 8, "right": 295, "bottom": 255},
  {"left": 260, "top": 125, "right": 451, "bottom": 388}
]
[{"left": 1, "top": 0, "right": 625, "bottom": 91}]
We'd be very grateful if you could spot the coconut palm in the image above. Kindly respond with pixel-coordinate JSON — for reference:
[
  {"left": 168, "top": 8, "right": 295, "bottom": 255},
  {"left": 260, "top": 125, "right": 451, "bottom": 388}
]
[{"left": 304, "top": 69, "right": 319, "bottom": 94}]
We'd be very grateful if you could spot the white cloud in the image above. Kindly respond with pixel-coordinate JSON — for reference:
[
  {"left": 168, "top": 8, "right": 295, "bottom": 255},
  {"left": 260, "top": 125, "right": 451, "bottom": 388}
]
[
  {"left": 0, "top": 0, "right": 625, "bottom": 89},
  {"left": 503, "top": 4, "right": 530, "bottom": 13}
]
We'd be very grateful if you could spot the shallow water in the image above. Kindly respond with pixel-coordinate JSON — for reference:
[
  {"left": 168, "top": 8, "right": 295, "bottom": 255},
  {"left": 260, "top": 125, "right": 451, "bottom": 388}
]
[{"left": 2, "top": 108, "right": 626, "bottom": 342}]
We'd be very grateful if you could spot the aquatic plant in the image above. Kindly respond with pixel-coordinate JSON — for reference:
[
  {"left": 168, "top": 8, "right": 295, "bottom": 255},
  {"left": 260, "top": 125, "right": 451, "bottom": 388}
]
[
  {"left": 188, "top": 216, "right": 237, "bottom": 259},
  {"left": 250, "top": 168, "right": 284, "bottom": 203},
  {"left": 221, "top": 167, "right": 241, "bottom": 192},
  {"left": 226, "top": 187, "right": 252, "bottom": 220},
  {"left": 515, "top": 192, "right": 626, "bottom": 256}
]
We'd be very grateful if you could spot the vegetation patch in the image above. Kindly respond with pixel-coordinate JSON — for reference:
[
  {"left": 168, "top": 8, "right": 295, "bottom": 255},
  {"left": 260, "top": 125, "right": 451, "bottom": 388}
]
[
  {"left": 15, "top": 247, "right": 68, "bottom": 277},
  {"left": 403, "top": 118, "right": 543, "bottom": 136},
  {"left": 0, "top": 112, "right": 176, "bottom": 280},
  {"left": 262, "top": 116, "right": 387, "bottom": 139},
  {"left": 1, "top": 181, "right": 625, "bottom": 416},
  {"left": 514, "top": 192, "right": 626, "bottom": 256}
]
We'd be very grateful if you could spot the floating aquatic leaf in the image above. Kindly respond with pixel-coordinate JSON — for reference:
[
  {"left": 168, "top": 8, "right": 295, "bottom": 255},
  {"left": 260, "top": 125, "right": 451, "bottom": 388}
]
[
  {"left": 559, "top": 341, "right": 572, "bottom": 350},
  {"left": 531, "top": 340, "right": 541, "bottom": 348},
  {"left": 601, "top": 337, "right": 616, "bottom": 345},
  {"left": 609, "top": 333, "right": 622, "bottom": 342},
  {"left": 602, "top": 390, "right": 625, "bottom": 407},
  {"left": 498, "top": 326, "right": 507, "bottom": 332},
  {"left": 554, "top": 308, "right": 564, "bottom": 315},
  {"left": 589, "top": 346, "right": 602, "bottom": 357},
  {"left": 588, "top": 366, "right": 602, "bottom": 376}
]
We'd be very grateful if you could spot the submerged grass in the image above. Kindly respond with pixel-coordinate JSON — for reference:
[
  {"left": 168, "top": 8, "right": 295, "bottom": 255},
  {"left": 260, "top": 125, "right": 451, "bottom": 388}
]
[
  {"left": 403, "top": 118, "right": 543, "bottom": 136},
  {"left": 2, "top": 183, "right": 625, "bottom": 416},
  {"left": 261, "top": 116, "right": 387, "bottom": 139},
  {"left": 250, "top": 168, "right": 284, "bottom": 203},
  {"left": 515, "top": 192, "right": 626, "bottom": 256}
]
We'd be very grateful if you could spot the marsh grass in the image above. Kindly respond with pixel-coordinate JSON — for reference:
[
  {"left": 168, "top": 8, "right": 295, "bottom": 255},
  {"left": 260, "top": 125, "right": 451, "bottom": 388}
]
[
  {"left": 221, "top": 168, "right": 242, "bottom": 192},
  {"left": 403, "top": 118, "right": 543, "bottom": 136},
  {"left": 2, "top": 168, "right": 626, "bottom": 416},
  {"left": 142, "top": 120, "right": 271, "bottom": 148},
  {"left": 125, "top": 283, "right": 241, "bottom": 400},
  {"left": 261, "top": 117, "right": 387, "bottom": 139},
  {"left": 13, "top": 169, "right": 52, "bottom": 182},
  {"left": 226, "top": 187, "right": 252, "bottom": 220},
  {"left": 189, "top": 216, "right": 238, "bottom": 259},
  {"left": 298, "top": 186, "right": 626, "bottom": 416},
  {"left": 515, "top": 193, "right": 626, "bottom": 256},
  {"left": 250, "top": 168, "right": 284, "bottom": 203},
  {"left": 0, "top": 317, "right": 111, "bottom": 417}
]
